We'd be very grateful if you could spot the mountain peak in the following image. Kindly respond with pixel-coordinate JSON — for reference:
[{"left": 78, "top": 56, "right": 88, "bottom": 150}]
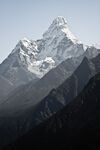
[
  {"left": 11, "top": 37, "right": 38, "bottom": 55},
  {"left": 43, "top": 16, "right": 79, "bottom": 44},
  {"left": 3, "top": 16, "right": 85, "bottom": 81},
  {"left": 20, "top": 37, "right": 30, "bottom": 45},
  {"left": 52, "top": 16, "right": 67, "bottom": 26}
]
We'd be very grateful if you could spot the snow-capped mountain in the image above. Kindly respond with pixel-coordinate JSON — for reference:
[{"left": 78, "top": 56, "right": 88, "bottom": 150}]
[
  {"left": 0, "top": 16, "right": 100, "bottom": 149},
  {"left": 38, "top": 16, "right": 83, "bottom": 61},
  {"left": 11, "top": 17, "right": 85, "bottom": 77},
  {"left": 0, "top": 16, "right": 99, "bottom": 85}
]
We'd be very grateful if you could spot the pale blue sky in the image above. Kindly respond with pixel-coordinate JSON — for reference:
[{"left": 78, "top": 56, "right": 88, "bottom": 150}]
[{"left": 0, "top": 0, "right": 100, "bottom": 63}]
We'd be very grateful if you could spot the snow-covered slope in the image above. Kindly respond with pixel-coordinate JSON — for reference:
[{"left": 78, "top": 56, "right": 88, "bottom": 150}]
[
  {"left": 10, "top": 17, "right": 85, "bottom": 78},
  {"left": 38, "top": 16, "right": 82, "bottom": 61},
  {"left": 0, "top": 16, "right": 99, "bottom": 82},
  {"left": 18, "top": 17, "right": 85, "bottom": 77},
  {"left": 0, "top": 39, "right": 39, "bottom": 86}
]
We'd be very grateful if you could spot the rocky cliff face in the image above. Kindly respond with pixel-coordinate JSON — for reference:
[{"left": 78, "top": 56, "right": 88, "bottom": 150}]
[{"left": 4, "top": 73, "right": 100, "bottom": 150}]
